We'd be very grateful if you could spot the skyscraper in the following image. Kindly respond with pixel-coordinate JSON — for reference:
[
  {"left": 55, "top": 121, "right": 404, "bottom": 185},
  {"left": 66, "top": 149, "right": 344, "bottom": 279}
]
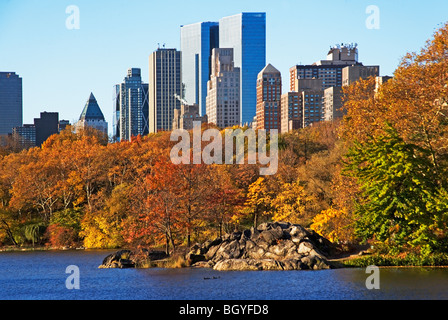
[
  {"left": 180, "top": 21, "right": 219, "bottom": 116},
  {"left": 256, "top": 64, "right": 282, "bottom": 131},
  {"left": 148, "top": 48, "right": 182, "bottom": 133},
  {"left": 74, "top": 93, "right": 108, "bottom": 136},
  {"left": 113, "top": 68, "right": 149, "bottom": 141},
  {"left": 0, "top": 72, "right": 22, "bottom": 136},
  {"left": 206, "top": 48, "right": 241, "bottom": 129},
  {"left": 219, "top": 12, "right": 266, "bottom": 126}
]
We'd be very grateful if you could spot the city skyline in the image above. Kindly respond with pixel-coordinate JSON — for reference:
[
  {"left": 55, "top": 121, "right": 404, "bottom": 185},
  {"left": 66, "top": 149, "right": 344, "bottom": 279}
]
[{"left": 1, "top": 0, "right": 447, "bottom": 132}]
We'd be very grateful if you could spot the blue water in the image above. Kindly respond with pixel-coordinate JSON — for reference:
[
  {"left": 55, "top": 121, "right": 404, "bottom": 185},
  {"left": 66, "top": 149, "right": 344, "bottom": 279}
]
[{"left": 0, "top": 250, "right": 447, "bottom": 300}]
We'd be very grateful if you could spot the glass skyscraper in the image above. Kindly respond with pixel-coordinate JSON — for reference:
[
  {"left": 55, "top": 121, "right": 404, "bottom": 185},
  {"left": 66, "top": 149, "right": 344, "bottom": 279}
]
[
  {"left": 113, "top": 68, "right": 149, "bottom": 141},
  {"left": 219, "top": 13, "right": 266, "bottom": 125},
  {"left": 0, "top": 72, "right": 22, "bottom": 136},
  {"left": 180, "top": 21, "right": 219, "bottom": 116}
]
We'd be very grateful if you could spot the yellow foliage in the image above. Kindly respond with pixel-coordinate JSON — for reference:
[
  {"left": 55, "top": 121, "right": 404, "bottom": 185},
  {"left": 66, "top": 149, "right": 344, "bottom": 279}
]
[
  {"left": 310, "top": 207, "right": 354, "bottom": 243},
  {"left": 271, "top": 179, "right": 312, "bottom": 224}
]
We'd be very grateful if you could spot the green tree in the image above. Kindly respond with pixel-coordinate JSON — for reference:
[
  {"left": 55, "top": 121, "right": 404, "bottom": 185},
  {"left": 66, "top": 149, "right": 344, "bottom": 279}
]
[{"left": 344, "top": 125, "right": 448, "bottom": 253}]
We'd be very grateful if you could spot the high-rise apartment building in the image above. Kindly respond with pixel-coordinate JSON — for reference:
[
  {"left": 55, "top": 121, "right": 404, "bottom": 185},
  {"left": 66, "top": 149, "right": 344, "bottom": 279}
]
[
  {"left": 296, "top": 79, "right": 324, "bottom": 128},
  {"left": 74, "top": 93, "right": 108, "bottom": 136},
  {"left": 256, "top": 64, "right": 282, "bottom": 131},
  {"left": 219, "top": 12, "right": 266, "bottom": 125},
  {"left": 290, "top": 44, "right": 361, "bottom": 92},
  {"left": 113, "top": 68, "right": 149, "bottom": 141},
  {"left": 0, "top": 72, "right": 22, "bottom": 136},
  {"left": 280, "top": 92, "right": 301, "bottom": 133},
  {"left": 148, "top": 48, "right": 182, "bottom": 133},
  {"left": 206, "top": 48, "right": 240, "bottom": 128},
  {"left": 180, "top": 22, "right": 219, "bottom": 116}
]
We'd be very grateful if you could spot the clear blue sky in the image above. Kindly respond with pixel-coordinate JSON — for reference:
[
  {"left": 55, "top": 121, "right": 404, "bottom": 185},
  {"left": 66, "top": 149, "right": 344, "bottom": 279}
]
[{"left": 0, "top": 0, "right": 447, "bottom": 130}]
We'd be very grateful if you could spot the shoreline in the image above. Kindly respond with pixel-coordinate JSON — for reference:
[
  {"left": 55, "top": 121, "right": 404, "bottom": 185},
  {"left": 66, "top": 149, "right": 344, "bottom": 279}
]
[{"left": 2, "top": 245, "right": 448, "bottom": 269}]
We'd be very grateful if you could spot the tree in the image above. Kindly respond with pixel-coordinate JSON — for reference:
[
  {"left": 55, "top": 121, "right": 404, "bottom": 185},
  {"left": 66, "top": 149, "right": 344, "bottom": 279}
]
[
  {"left": 239, "top": 177, "right": 272, "bottom": 227},
  {"left": 344, "top": 126, "right": 448, "bottom": 252},
  {"left": 270, "top": 178, "right": 314, "bottom": 225}
]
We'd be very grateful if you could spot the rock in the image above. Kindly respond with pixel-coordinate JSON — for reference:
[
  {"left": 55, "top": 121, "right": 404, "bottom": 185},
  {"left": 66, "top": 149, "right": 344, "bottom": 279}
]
[
  {"left": 297, "top": 241, "right": 314, "bottom": 254},
  {"left": 186, "top": 222, "right": 337, "bottom": 271},
  {"left": 259, "top": 226, "right": 284, "bottom": 245},
  {"left": 99, "top": 250, "right": 135, "bottom": 269},
  {"left": 99, "top": 249, "right": 168, "bottom": 269},
  {"left": 186, "top": 253, "right": 206, "bottom": 265}
]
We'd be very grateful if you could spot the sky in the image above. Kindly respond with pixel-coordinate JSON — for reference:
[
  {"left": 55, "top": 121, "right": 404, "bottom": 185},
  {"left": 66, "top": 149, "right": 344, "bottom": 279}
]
[{"left": 0, "top": 0, "right": 447, "bottom": 131}]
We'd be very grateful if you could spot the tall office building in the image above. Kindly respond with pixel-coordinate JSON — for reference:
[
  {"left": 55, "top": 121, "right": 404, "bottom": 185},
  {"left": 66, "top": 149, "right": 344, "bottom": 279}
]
[
  {"left": 256, "top": 64, "right": 282, "bottom": 131},
  {"left": 290, "top": 44, "right": 361, "bottom": 91},
  {"left": 0, "top": 72, "right": 22, "bottom": 136},
  {"left": 296, "top": 79, "right": 324, "bottom": 128},
  {"left": 206, "top": 48, "right": 240, "bottom": 128},
  {"left": 113, "top": 68, "right": 149, "bottom": 141},
  {"left": 180, "top": 21, "right": 219, "bottom": 116},
  {"left": 74, "top": 93, "right": 108, "bottom": 136},
  {"left": 148, "top": 48, "right": 182, "bottom": 133},
  {"left": 219, "top": 12, "right": 266, "bottom": 125}
]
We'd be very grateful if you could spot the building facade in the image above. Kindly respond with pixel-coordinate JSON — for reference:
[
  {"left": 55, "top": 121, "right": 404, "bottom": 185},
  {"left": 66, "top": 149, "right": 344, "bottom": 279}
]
[
  {"left": 113, "top": 68, "right": 149, "bottom": 141},
  {"left": 206, "top": 48, "right": 241, "bottom": 129},
  {"left": 256, "top": 64, "right": 282, "bottom": 131},
  {"left": 74, "top": 93, "right": 108, "bottom": 136},
  {"left": 219, "top": 12, "right": 266, "bottom": 126},
  {"left": 180, "top": 21, "right": 219, "bottom": 116},
  {"left": 0, "top": 72, "right": 22, "bottom": 136},
  {"left": 148, "top": 48, "right": 182, "bottom": 133}
]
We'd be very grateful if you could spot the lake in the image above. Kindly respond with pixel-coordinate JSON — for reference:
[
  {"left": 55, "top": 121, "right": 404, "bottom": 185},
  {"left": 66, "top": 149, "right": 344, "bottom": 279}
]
[{"left": 0, "top": 250, "right": 447, "bottom": 300}]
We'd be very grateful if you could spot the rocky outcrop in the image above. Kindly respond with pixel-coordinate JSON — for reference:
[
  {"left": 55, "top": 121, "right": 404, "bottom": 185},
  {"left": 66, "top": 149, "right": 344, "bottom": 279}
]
[
  {"left": 186, "top": 222, "right": 336, "bottom": 271},
  {"left": 99, "top": 249, "right": 168, "bottom": 269}
]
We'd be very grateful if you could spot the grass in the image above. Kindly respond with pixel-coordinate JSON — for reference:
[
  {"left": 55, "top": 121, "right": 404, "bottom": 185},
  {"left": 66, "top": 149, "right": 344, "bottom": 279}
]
[{"left": 341, "top": 252, "right": 448, "bottom": 268}]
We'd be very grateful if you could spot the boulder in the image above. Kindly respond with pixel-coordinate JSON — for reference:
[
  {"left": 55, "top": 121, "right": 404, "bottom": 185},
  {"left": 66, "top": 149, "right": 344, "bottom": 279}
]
[{"left": 187, "top": 222, "right": 337, "bottom": 271}]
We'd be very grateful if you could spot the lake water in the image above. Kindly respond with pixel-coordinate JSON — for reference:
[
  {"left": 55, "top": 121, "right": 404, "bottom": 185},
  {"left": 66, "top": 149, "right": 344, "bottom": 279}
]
[{"left": 0, "top": 250, "right": 447, "bottom": 300}]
